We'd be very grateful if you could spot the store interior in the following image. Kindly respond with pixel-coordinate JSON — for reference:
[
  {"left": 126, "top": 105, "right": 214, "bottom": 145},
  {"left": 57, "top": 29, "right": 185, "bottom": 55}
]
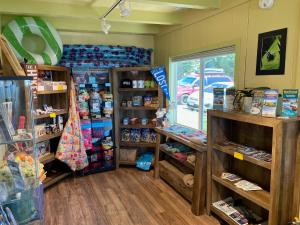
[{"left": 0, "top": 0, "right": 300, "bottom": 225}]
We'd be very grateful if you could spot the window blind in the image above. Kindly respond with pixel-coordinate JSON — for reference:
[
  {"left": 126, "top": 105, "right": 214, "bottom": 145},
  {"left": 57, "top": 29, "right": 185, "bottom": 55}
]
[{"left": 171, "top": 45, "right": 235, "bottom": 62}]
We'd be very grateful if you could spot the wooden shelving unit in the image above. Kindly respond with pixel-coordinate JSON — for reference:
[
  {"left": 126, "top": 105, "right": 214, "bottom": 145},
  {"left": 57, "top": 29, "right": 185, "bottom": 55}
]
[
  {"left": 154, "top": 127, "right": 207, "bottom": 216},
  {"left": 112, "top": 66, "right": 163, "bottom": 168},
  {"left": 35, "top": 65, "right": 71, "bottom": 189},
  {"left": 207, "top": 110, "right": 300, "bottom": 225}
]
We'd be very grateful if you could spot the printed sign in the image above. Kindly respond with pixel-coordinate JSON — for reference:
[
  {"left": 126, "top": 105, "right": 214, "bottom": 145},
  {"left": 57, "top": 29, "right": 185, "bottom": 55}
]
[
  {"left": 150, "top": 66, "right": 170, "bottom": 100},
  {"left": 25, "top": 64, "right": 38, "bottom": 103}
]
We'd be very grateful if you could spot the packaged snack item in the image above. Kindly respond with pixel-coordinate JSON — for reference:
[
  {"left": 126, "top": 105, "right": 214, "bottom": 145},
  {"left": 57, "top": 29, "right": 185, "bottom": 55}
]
[
  {"left": 121, "top": 129, "right": 130, "bottom": 142},
  {"left": 130, "top": 129, "right": 141, "bottom": 143}
]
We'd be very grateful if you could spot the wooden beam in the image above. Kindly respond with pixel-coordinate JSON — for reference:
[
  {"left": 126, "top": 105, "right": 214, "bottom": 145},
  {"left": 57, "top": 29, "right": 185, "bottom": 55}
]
[
  {"left": 0, "top": 0, "right": 182, "bottom": 25},
  {"left": 2, "top": 15, "right": 160, "bottom": 34},
  {"left": 134, "top": 0, "right": 220, "bottom": 9}
]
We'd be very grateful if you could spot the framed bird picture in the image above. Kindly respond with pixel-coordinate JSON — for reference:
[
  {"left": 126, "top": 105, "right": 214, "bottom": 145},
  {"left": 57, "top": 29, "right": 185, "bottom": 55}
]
[{"left": 256, "top": 28, "right": 287, "bottom": 75}]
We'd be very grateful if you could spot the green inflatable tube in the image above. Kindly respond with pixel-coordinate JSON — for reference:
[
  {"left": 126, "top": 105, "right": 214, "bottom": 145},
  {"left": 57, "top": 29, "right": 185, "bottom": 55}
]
[{"left": 2, "top": 16, "right": 63, "bottom": 65}]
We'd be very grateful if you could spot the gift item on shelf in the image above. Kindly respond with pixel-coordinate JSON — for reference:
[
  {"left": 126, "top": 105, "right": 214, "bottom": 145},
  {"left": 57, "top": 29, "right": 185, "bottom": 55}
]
[
  {"left": 221, "top": 172, "right": 242, "bottom": 182},
  {"left": 121, "top": 129, "right": 131, "bottom": 142},
  {"left": 261, "top": 89, "right": 279, "bottom": 117},
  {"left": 37, "top": 81, "right": 67, "bottom": 92},
  {"left": 89, "top": 85, "right": 102, "bottom": 118},
  {"left": 81, "top": 120, "right": 92, "bottom": 150},
  {"left": 120, "top": 79, "right": 132, "bottom": 88},
  {"left": 123, "top": 117, "right": 129, "bottom": 125},
  {"left": 130, "top": 118, "right": 139, "bottom": 125},
  {"left": 281, "top": 89, "right": 298, "bottom": 117},
  {"left": 132, "top": 96, "right": 143, "bottom": 107},
  {"left": 136, "top": 153, "right": 153, "bottom": 171},
  {"left": 36, "top": 141, "right": 50, "bottom": 158}
]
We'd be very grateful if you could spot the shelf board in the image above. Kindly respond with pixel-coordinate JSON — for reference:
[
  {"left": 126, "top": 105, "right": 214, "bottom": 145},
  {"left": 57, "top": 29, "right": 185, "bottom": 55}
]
[
  {"left": 39, "top": 152, "right": 55, "bottom": 164},
  {"left": 160, "top": 145, "right": 194, "bottom": 171},
  {"left": 213, "top": 143, "right": 271, "bottom": 170},
  {"left": 37, "top": 90, "right": 67, "bottom": 95},
  {"left": 120, "top": 106, "right": 158, "bottom": 111},
  {"left": 155, "top": 127, "right": 207, "bottom": 152},
  {"left": 119, "top": 160, "right": 136, "bottom": 166},
  {"left": 114, "top": 66, "right": 151, "bottom": 72},
  {"left": 37, "top": 132, "right": 62, "bottom": 143},
  {"left": 37, "top": 65, "right": 69, "bottom": 72},
  {"left": 120, "top": 124, "right": 156, "bottom": 129},
  {"left": 34, "top": 110, "right": 68, "bottom": 119},
  {"left": 120, "top": 142, "right": 156, "bottom": 147},
  {"left": 119, "top": 88, "right": 158, "bottom": 92},
  {"left": 44, "top": 171, "right": 71, "bottom": 189},
  {"left": 212, "top": 175, "right": 270, "bottom": 210}
]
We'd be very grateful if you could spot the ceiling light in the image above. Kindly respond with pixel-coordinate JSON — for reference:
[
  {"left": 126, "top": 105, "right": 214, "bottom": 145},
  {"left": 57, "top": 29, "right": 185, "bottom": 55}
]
[
  {"left": 101, "top": 18, "right": 111, "bottom": 35},
  {"left": 119, "top": 0, "right": 131, "bottom": 17}
]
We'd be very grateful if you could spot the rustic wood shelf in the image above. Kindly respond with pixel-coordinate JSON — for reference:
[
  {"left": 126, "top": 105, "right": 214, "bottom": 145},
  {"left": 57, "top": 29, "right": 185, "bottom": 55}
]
[
  {"left": 207, "top": 110, "right": 300, "bottom": 225},
  {"left": 37, "top": 132, "right": 62, "bottom": 143},
  {"left": 113, "top": 66, "right": 163, "bottom": 169},
  {"left": 120, "top": 124, "right": 156, "bottom": 129},
  {"left": 37, "top": 64, "right": 69, "bottom": 71},
  {"left": 160, "top": 144, "right": 195, "bottom": 171},
  {"left": 119, "top": 88, "right": 158, "bottom": 92},
  {"left": 37, "top": 90, "right": 67, "bottom": 95},
  {"left": 211, "top": 206, "right": 245, "bottom": 225},
  {"left": 155, "top": 127, "right": 206, "bottom": 152},
  {"left": 34, "top": 109, "right": 68, "bottom": 119},
  {"left": 213, "top": 143, "right": 271, "bottom": 170},
  {"left": 120, "top": 142, "right": 156, "bottom": 147},
  {"left": 39, "top": 152, "right": 55, "bottom": 164},
  {"left": 120, "top": 106, "right": 158, "bottom": 110},
  {"left": 212, "top": 175, "right": 270, "bottom": 210}
]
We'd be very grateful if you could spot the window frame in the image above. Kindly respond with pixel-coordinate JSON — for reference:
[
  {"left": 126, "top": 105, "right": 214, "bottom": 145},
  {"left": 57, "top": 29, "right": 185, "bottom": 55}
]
[{"left": 169, "top": 46, "right": 236, "bottom": 130}]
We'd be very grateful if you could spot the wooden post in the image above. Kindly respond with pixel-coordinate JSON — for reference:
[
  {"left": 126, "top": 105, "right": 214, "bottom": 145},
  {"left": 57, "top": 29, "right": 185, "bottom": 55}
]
[{"left": 154, "top": 133, "right": 161, "bottom": 179}]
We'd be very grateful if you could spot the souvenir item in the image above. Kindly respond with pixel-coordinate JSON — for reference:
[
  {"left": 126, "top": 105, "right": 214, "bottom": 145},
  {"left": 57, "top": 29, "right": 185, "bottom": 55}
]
[
  {"left": 130, "top": 129, "right": 141, "bottom": 143},
  {"left": 132, "top": 80, "right": 138, "bottom": 88},
  {"left": 262, "top": 89, "right": 279, "bottom": 117},
  {"left": 138, "top": 80, "right": 144, "bottom": 88},
  {"left": 120, "top": 79, "right": 132, "bottom": 88},
  {"left": 224, "top": 88, "right": 235, "bottom": 111},
  {"left": 144, "top": 96, "right": 152, "bottom": 106},
  {"left": 250, "top": 90, "right": 265, "bottom": 115},
  {"left": 213, "top": 88, "right": 224, "bottom": 110},
  {"left": 121, "top": 129, "right": 130, "bottom": 142},
  {"left": 281, "top": 89, "right": 298, "bottom": 117},
  {"left": 123, "top": 118, "right": 129, "bottom": 125},
  {"left": 141, "top": 118, "right": 148, "bottom": 125},
  {"left": 132, "top": 96, "right": 143, "bottom": 106}
]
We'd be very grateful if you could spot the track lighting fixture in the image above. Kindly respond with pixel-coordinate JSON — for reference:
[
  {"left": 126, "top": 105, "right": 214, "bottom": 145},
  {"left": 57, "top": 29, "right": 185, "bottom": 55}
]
[{"left": 101, "top": 18, "right": 111, "bottom": 35}]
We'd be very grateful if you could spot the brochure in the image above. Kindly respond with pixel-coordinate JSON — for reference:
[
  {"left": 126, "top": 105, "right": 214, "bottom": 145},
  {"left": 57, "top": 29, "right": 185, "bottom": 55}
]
[
  {"left": 213, "top": 88, "right": 224, "bottom": 110},
  {"left": 224, "top": 88, "right": 235, "bottom": 111},
  {"left": 250, "top": 90, "right": 265, "bottom": 115},
  {"left": 262, "top": 89, "right": 279, "bottom": 117},
  {"left": 281, "top": 89, "right": 298, "bottom": 117}
]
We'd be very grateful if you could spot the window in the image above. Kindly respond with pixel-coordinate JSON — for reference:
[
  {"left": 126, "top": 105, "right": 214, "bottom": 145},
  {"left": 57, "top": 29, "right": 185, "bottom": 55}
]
[{"left": 170, "top": 46, "right": 236, "bottom": 130}]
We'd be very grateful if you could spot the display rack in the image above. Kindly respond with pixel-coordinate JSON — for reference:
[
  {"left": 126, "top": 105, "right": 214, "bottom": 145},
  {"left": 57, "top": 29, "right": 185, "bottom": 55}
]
[
  {"left": 207, "top": 110, "right": 300, "bottom": 225},
  {"left": 72, "top": 68, "right": 115, "bottom": 175},
  {"left": 112, "top": 66, "right": 163, "bottom": 168},
  {"left": 0, "top": 77, "right": 43, "bottom": 224},
  {"left": 154, "top": 127, "right": 207, "bottom": 216},
  {"left": 34, "top": 65, "right": 71, "bottom": 189}
]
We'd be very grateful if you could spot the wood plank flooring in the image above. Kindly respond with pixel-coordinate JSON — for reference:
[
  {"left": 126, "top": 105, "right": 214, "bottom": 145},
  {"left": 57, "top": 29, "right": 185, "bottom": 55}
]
[{"left": 45, "top": 168, "right": 220, "bottom": 225}]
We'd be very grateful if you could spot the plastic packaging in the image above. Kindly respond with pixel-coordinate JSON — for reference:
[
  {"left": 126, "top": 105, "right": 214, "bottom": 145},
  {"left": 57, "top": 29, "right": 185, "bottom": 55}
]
[{"left": 136, "top": 153, "right": 153, "bottom": 171}]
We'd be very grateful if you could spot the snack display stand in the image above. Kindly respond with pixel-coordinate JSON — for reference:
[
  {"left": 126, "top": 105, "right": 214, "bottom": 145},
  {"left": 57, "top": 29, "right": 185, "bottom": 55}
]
[
  {"left": 112, "top": 66, "right": 163, "bottom": 168},
  {"left": 0, "top": 77, "right": 44, "bottom": 224}
]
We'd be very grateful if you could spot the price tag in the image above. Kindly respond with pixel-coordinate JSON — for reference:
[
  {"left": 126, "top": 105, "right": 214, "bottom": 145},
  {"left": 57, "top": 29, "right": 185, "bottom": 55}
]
[
  {"left": 49, "top": 113, "right": 56, "bottom": 118},
  {"left": 234, "top": 152, "right": 244, "bottom": 160},
  {"left": 57, "top": 85, "right": 63, "bottom": 91}
]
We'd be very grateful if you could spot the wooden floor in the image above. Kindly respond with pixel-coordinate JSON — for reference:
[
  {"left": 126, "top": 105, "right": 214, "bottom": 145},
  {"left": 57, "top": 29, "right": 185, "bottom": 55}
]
[{"left": 45, "top": 168, "right": 219, "bottom": 225}]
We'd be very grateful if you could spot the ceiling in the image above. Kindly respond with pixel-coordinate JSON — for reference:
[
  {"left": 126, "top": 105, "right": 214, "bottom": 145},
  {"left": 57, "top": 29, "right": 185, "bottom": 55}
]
[{"left": 0, "top": 0, "right": 221, "bottom": 34}]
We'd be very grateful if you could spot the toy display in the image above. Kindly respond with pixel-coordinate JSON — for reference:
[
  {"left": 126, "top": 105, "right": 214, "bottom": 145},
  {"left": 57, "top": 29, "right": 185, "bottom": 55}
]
[
  {"left": 121, "top": 128, "right": 156, "bottom": 144},
  {"left": 72, "top": 69, "right": 115, "bottom": 175},
  {"left": 3, "top": 16, "right": 63, "bottom": 65},
  {"left": 121, "top": 95, "right": 159, "bottom": 108}
]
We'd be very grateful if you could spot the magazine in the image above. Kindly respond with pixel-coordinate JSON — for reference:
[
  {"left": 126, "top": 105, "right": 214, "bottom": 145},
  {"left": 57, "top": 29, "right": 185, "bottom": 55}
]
[
  {"left": 281, "top": 89, "right": 298, "bottom": 117},
  {"left": 262, "top": 89, "right": 279, "bottom": 117},
  {"left": 250, "top": 90, "right": 265, "bottom": 115},
  {"left": 213, "top": 88, "right": 224, "bottom": 110}
]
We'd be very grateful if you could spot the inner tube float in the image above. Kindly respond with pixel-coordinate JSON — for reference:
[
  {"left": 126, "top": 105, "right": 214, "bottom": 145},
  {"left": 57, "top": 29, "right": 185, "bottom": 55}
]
[{"left": 2, "top": 17, "right": 63, "bottom": 65}]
